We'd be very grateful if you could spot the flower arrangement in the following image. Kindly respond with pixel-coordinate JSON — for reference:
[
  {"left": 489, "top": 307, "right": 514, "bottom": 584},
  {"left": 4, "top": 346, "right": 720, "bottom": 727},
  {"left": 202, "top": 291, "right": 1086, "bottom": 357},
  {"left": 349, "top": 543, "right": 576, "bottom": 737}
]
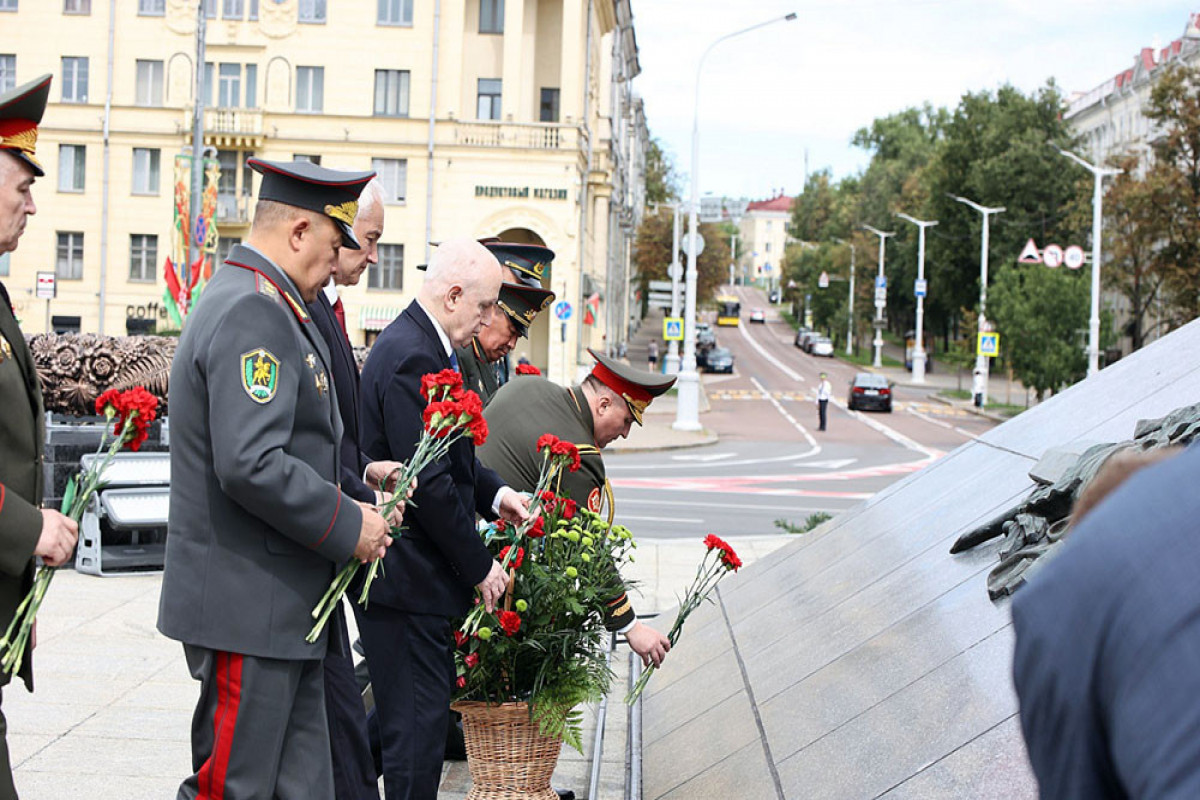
[
  {"left": 625, "top": 533, "right": 741, "bottom": 704},
  {"left": 514, "top": 363, "right": 542, "bottom": 376},
  {"left": 453, "top": 434, "right": 631, "bottom": 751},
  {"left": 0, "top": 387, "right": 159, "bottom": 675},
  {"left": 307, "top": 369, "right": 487, "bottom": 642}
]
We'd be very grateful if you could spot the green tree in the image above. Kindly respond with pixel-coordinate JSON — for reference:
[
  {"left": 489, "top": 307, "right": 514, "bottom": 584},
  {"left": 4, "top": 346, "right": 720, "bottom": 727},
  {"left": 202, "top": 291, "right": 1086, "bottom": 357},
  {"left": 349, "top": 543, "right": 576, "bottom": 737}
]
[
  {"left": 632, "top": 208, "right": 729, "bottom": 308},
  {"left": 988, "top": 263, "right": 1088, "bottom": 399},
  {"left": 643, "top": 137, "right": 681, "bottom": 204}
]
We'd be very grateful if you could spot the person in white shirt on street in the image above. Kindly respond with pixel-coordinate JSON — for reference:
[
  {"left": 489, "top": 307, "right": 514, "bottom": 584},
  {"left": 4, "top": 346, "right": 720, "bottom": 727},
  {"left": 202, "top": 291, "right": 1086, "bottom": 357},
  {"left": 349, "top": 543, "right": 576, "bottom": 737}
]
[{"left": 815, "top": 372, "right": 833, "bottom": 432}]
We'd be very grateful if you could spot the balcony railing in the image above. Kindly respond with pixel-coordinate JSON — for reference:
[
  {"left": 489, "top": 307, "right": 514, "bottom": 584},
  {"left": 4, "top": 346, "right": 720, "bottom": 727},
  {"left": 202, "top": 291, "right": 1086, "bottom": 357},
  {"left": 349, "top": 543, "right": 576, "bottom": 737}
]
[
  {"left": 445, "top": 120, "right": 581, "bottom": 151},
  {"left": 185, "top": 107, "right": 265, "bottom": 147}
]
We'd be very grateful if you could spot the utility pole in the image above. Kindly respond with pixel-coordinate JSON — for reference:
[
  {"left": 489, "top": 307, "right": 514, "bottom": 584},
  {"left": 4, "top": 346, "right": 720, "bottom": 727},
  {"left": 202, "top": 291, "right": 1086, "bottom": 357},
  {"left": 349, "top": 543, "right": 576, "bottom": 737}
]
[
  {"left": 861, "top": 225, "right": 894, "bottom": 369},
  {"left": 187, "top": 0, "right": 208, "bottom": 290},
  {"left": 895, "top": 213, "right": 937, "bottom": 384},
  {"left": 666, "top": 203, "right": 682, "bottom": 375},
  {"left": 1054, "top": 146, "right": 1122, "bottom": 377},
  {"left": 950, "top": 194, "right": 1004, "bottom": 407},
  {"left": 833, "top": 239, "right": 855, "bottom": 355}
]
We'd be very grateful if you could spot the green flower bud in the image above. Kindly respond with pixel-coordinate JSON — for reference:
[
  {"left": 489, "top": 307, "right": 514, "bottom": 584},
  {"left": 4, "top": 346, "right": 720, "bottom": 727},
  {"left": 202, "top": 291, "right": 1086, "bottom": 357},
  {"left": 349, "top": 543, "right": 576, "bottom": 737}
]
[
  {"left": 567, "top": 531, "right": 580, "bottom": 543},
  {"left": 565, "top": 567, "right": 578, "bottom": 579},
  {"left": 477, "top": 627, "right": 492, "bottom": 640},
  {"left": 515, "top": 599, "right": 528, "bottom": 612},
  {"left": 582, "top": 536, "right": 593, "bottom": 548},
  {"left": 580, "top": 553, "right": 591, "bottom": 563}
]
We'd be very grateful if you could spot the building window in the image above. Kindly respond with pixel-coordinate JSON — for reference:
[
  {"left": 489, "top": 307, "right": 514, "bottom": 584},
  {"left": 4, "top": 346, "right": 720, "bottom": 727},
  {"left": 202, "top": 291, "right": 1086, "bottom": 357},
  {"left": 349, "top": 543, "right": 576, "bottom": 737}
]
[
  {"left": 218, "top": 63, "right": 241, "bottom": 107},
  {"left": 373, "top": 70, "right": 410, "bottom": 117},
  {"left": 222, "top": 0, "right": 243, "bottom": 18},
  {"left": 64, "top": 0, "right": 91, "bottom": 13},
  {"left": 203, "top": 62, "right": 214, "bottom": 106},
  {"left": 216, "top": 236, "right": 241, "bottom": 266},
  {"left": 132, "top": 148, "right": 160, "bottom": 195},
  {"left": 248, "top": 0, "right": 257, "bottom": 19},
  {"left": 204, "top": 0, "right": 216, "bottom": 17},
  {"left": 0, "top": 252, "right": 9, "bottom": 276},
  {"left": 477, "top": 79, "right": 501, "bottom": 120},
  {"left": 58, "top": 145, "right": 86, "bottom": 192},
  {"left": 0, "top": 55, "right": 14, "bottom": 93},
  {"left": 296, "top": 66, "right": 324, "bottom": 112},
  {"left": 0, "top": 0, "right": 16, "bottom": 9},
  {"left": 479, "top": 0, "right": 503, "bottom": 33},
  {"left": 371, "top": 158, "right": 407, "bottom": 204},
  {"left": 135, "top": 59, "right": 164, "bottom": 106},
  {"left": 298, "top": 0, "right": 325, "bottom": 23},
  {"left": 377, "top": 0, "right": 412, "bottom": 25},
  {"left": 56, "top": 232, "right": 84, "bottom": 279},
  {"left": 245, "top": 63, "right": 257, "bottom": 107},
  {"left": 62, "top": 57, "right": 89, "bottom": 103},
  {"left": 129, "top": 234, "right": 157, "bottom": 282},
  {"left": 293, "top": 154, "right": 321, "bottom": 164},
  {"left": 539, "top": 88, "right": 559, "bottom": 123},
  {"left": 370, "top": 244, "right": 403, "bottom": 290},
  {"left": 765, "top": 241, "right": 772, "bottom": 253},
  {"left": 137, "top": 0, "right": 164, "bottom": 13}
]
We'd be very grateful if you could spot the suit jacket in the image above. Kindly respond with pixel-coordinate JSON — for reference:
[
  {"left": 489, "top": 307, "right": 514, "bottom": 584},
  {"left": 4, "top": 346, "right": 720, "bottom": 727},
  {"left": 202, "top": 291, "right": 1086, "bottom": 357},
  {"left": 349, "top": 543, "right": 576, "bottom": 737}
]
[
  {"left": 308, "top": 291, "right": 374, "bottom": 503},
  {"left": 0, "top": 280, "right": 41, "bottom": 690},
  {"left": 157, "top": 245, "right": 362, "bottom": 660},
  {"left": 359, "top": 300, "right": 504, "bottom": 617},
  {"left": 455, "top": 338, "right": 499, "bottom": 407},
  {"left": 478, "top": 376, "right": 635, "bottom": 631},
  {"left": 1012, "top": 444, "right": 1200, "bottom": 799}
]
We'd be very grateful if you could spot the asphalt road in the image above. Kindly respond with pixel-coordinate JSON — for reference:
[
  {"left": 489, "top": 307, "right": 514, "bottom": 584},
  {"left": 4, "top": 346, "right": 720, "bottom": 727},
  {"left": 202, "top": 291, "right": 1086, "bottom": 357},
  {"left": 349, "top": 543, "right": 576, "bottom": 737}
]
[{"left": 606, "top": 285, "right": 998, "bottom": 539}]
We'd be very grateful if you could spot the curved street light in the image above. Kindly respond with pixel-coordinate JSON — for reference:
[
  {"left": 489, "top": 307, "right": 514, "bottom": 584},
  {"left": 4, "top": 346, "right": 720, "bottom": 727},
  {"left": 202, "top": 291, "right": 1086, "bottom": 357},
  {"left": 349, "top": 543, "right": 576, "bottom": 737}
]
[
  {"left": 949, "top": 194, "right": 1004, "bottom": 407},
  {"left": 895, "top": 212, "right": 938, "bottom": 384},
  {"left": 675, "top": 11, "right": 799, "bottom": 432}
]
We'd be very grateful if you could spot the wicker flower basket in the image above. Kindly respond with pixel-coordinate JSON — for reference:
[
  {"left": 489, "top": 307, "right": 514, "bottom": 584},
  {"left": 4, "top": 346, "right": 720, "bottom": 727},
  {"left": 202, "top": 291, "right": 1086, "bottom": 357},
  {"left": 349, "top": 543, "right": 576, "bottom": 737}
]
[{"left": 450, "top": 700, "right": 563, "bottom": 800}]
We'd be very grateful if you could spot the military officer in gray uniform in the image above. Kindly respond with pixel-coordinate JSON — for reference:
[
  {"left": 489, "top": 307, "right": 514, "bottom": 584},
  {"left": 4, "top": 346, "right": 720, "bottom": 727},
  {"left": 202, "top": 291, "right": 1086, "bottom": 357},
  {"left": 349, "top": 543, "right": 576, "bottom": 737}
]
[
  {"left": 158, "top": 159, "right": 394, "bottom": 800},
  {"left": 0, "top": 74, "right": 79, "bottom": 800},
  {"left": 478, "top": 348, "right": 675, "bottom": 666},
  {"left": 455, "top": 280, "right": 554, "bottom": 406}
]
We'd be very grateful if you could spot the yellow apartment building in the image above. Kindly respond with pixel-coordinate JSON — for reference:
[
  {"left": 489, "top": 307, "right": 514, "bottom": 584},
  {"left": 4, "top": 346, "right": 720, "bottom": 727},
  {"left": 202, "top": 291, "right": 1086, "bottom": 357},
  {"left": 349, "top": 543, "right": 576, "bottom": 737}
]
[
  {"left": 737, "top": 193, "right": 791, "bottom": 289},
  {"left": 0, "top": 0, "right": 646, "bottom": 384}
]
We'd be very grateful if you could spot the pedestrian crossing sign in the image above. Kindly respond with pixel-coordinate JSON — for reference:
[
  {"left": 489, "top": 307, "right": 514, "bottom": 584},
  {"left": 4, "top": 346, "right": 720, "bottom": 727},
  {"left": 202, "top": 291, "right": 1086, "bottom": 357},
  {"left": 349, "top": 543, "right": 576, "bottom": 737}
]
[
  {"left": 977, "top": 332, "right": 1000, "bottom": 358},
  {"left": 663, "top": 317, "right": 684, "bottom": 341}
]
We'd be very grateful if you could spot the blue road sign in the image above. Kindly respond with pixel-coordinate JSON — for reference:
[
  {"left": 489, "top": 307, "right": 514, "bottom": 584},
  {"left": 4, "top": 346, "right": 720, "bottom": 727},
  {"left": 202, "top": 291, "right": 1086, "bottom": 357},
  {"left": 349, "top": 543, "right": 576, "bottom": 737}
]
[
  {"left": 876, "top": 275, "right": 887, "bottom": 289},
  {"left": 977, "top": 332, "right": 1000, "bottom": 358},
  {"left": 554, "top": 301, "right": 573, "bottom": 321},
  {"left": 914, "top": 279, "right": 927, "bottom": 298}
]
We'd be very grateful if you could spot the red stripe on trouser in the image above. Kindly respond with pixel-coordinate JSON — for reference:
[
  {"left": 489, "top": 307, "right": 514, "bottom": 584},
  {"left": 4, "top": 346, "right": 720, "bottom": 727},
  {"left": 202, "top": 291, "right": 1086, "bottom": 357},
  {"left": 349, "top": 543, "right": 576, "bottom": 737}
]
[{"left": 197, "top": 651, "right": 245, "bottom": 800}]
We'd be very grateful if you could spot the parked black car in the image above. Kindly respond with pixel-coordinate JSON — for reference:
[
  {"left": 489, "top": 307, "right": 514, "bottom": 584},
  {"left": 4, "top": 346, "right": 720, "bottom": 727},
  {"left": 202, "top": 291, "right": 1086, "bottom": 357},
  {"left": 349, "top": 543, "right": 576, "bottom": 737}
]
[
  {"left": 794, "top": 327, "right": 813, "bottom": 348},
  {"left": 847, "top": 372, "right": 893, "bottom": 412},
  {"left": 703, "top": 346, "right": 735, "bottom": 373}
]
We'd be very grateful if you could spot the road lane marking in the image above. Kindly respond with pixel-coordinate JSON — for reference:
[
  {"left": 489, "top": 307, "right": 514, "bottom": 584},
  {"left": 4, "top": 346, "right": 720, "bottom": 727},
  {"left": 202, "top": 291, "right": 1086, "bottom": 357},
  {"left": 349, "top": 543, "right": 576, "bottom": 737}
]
[
  {"left": 750, "top": 376, "right": 820, "bottom": 453},
  {"left": 618, "top": 515, "right": 705, "bottom": 524},
  {"left": 671, "top": 452, "right": 736, "bottom": 462},
  {"left": 739, "top": 323, "right": 805, "bottom": 382},
  {"left": 618, "top": 497, "right": 857, "bottom": 512},
  {"left": 905, "top": 405, "right": 980, "bottom": 441}
]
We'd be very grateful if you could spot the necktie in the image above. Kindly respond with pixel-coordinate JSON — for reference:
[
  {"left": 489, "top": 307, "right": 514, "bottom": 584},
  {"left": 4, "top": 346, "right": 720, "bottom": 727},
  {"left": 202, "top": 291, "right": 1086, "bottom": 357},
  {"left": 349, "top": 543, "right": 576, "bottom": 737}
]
[
  {"left": 331, "top": 297, "right": 348, "bottom": 339},
  {"left": 449, "top": 349, "right": 460, "bottom": 373}
]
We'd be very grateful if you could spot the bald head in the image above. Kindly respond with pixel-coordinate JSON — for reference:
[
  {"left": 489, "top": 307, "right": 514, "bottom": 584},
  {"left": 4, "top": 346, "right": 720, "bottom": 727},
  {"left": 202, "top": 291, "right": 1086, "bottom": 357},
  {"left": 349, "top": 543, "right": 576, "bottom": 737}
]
[{"left": 419, "top": 238, "right": 503, "bottom": 348}]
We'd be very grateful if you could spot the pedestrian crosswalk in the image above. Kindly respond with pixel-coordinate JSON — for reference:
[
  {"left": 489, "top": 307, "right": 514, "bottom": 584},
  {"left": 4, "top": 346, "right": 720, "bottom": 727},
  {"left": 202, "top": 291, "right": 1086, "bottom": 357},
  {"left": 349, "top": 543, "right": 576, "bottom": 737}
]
[
  {"left": 711, "top": 389, "right": 807, "bottom": 402},
  {"left": 708, "top": 393, "right": 977, "bottom": 420},
  {"left": 905, "top": 401, "right": 975, "bottom": 418}
]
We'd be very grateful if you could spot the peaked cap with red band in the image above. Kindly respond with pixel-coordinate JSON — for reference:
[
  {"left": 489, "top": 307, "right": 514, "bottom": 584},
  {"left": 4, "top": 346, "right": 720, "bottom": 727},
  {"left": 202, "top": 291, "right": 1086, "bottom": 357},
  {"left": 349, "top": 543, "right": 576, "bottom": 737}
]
[
  {"left": 0, "top": 74, "right": 52, "bottom": 177},
  {"left": 587, "top": 347, "right": 675, "bottom": 425}
]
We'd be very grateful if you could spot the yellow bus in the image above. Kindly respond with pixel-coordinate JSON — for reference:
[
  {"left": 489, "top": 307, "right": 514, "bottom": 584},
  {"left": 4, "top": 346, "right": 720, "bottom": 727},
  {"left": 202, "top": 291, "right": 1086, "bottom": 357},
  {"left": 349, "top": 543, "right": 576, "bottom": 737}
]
[{"left": 716, "top": 296, "right": 741, "bottom": 326}]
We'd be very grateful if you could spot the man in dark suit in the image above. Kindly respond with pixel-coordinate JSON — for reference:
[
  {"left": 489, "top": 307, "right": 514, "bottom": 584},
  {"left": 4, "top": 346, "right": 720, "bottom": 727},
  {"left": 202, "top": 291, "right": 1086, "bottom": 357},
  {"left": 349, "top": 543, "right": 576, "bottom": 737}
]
[
  {"left": 0, "top": 74, "right": 79, "bottom": 800},
  {"left": 158, "top": 159, "right": 394, "bottom": 800},
  {"left": 358, "top": 238, "right": 530, "bottom": 799},
  {"left": 307, "top": 177, "right": 403, "bottom": 800},
  {"left": 1012, "top": 445, "right": 1200, "bottom": 799}
]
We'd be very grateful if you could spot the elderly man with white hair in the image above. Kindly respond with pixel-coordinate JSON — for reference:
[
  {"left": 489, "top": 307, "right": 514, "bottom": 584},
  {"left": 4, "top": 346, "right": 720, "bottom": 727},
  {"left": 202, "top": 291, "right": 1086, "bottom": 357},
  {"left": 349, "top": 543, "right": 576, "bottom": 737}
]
[{"left": 357, "top": 239, "right": 531, "bottom": 799}]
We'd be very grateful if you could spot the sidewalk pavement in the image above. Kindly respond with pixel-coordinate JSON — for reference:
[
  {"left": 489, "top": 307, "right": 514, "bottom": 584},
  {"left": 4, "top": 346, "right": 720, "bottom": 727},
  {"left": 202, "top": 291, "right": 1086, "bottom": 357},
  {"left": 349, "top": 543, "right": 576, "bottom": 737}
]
[{"left": 5, "top": 535, "right": 792, "bottom": 799}]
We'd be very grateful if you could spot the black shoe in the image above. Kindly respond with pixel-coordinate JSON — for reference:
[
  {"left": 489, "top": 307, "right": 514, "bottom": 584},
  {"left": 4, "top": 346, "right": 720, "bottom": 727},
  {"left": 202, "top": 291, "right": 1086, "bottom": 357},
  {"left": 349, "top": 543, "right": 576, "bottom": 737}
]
[{"left": 554, "top": 790, "right": 575, "bottom": 800}]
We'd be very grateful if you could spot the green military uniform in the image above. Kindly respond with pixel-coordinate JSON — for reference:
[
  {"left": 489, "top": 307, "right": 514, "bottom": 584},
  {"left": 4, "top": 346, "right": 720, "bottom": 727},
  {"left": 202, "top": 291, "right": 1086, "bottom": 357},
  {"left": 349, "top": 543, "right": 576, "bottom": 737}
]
[
  {"left": 454, "top": 279, "right": 553, "bottom": 406},
  {"left": 477, "top": 376, "right": 635, "bottom": 629},
  {"left": 0, "top": 73, "right": 54, "bottom": 799}
]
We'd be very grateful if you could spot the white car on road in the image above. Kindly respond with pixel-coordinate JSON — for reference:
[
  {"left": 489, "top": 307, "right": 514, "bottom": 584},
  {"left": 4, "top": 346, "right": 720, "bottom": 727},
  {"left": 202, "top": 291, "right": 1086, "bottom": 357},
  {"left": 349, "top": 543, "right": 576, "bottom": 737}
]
[{"left": 811, "top": 336, "right": 835, "bottom": 357}]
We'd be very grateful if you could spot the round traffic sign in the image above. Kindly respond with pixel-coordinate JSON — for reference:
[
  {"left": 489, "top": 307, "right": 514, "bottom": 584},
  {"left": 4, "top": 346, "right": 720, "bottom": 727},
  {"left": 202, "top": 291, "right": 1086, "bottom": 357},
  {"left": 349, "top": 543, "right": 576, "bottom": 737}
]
[
  {"left": 1064, "top": 245, "right": 1085, "bottom": 270},
  {"left": 1042, "top": 244, "right": 1064, "bottom": 268},
  {"left": 680, "top": 233, "right": 706, "bottom": 258},
  {"left": 553, "top": 301, "right": 573, "bottom": 320}
]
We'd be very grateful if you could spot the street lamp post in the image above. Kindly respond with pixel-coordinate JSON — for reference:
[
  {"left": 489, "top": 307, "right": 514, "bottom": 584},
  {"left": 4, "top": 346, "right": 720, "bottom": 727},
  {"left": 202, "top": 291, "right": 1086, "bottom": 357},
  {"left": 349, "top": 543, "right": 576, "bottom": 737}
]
[
  {"left": 674, "top": 11, "right": 798, "bottom": 432},
  {"left": 895, "top": 213, "right": 938, "bottom": 384},
  {"left": 1054, "top": 146, "right": 1122, "bottom": 377},
  {"left": 950, "top": 195, "right": 1004, "bottom": 407},
  {"left": 861, "top": 225, "right": 894, "bottom": 369},
  {"left": 666, "top": 203, "right": 682, "bottom": 375},
  {"left": 833, "top": 238, "right": 855, "bottom": 355}
]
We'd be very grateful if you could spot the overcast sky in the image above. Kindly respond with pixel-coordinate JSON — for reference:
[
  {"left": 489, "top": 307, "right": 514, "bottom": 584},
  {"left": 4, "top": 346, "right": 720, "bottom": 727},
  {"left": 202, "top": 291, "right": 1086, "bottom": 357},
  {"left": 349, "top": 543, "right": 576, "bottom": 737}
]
[{"left": 633, "top": 1, "right": 1191, "bottom": 201}]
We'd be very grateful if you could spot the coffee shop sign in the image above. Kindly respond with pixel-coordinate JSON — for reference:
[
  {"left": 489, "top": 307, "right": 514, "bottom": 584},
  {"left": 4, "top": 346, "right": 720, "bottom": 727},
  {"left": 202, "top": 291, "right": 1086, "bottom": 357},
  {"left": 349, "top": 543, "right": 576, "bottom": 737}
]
[{"left": 475, "top": 185, "right": 568, "bottom": 201}]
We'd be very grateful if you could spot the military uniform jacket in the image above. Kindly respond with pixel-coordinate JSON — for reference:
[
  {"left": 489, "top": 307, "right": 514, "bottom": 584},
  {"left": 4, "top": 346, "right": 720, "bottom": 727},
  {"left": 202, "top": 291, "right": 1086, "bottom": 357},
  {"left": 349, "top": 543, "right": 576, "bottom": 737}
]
[
  {"left": 478, "top": 376, "right": 635, "bottom": 630},
  {"left": 308, "top": 291, "right": 374, "bottom": 503},
  {"left": 455, "top": 338, "right": 499, "bottom": 407},
  {"left": 0, "top": 281, "right": 41, "bottom": 689},
  {"left": 157, "top": 245, "right": 362, "bottom": 660},
  {"left": 359, "top": 300, "right": 505, "bottom": 617}
]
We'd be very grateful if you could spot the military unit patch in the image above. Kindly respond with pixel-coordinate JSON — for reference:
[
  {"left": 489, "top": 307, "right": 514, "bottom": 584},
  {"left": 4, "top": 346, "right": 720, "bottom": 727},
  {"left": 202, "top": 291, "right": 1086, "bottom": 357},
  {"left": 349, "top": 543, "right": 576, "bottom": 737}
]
[
  {"left": 241, "top": 348, "right": 280, "bottom": 404},
  {"left": 587, "top": 487, "right": 602, "bottom": 513}
]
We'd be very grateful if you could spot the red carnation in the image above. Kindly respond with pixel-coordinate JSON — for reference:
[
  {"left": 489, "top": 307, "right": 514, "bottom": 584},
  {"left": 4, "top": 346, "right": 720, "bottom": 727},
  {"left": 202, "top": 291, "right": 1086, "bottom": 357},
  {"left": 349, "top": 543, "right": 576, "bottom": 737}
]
[
  {"left": 515, "top": 363, "right": 541, "bottom": 376},
  {"left": 500, "top": 545, "right": 525, "bottom": 569},
  {"left": 421, "top": 369, "right": 463, "bottom": 401},
  {"left": 456, "top": 675, "right": 467, "bottom": 689},
  {"left": 536, "top": 433, "right": 560, "bottom": 454},
  {"left": 527, "top": 516, "right": 546, "bottom": 538},
  {"left": 422, "top": 401, "right": 457, "bottom": 437},
  {"left": 468, "top": 417, "right": 489, "bottom": 446},
  {"left": 551, "top": 440, "right": 582, "bottom": 472},
  {"left": 720, "top": 549, "right": 743, "bottom": 571},
  {"left": 95, "top": 389, "right": 124, "bottom": 417},
  {"left": 560, "top": 498, "right": 577, "bottom": 521},
  {"left": 464, "top": 652, "right": 480, "bottom": 668},
  {"left": 454, "top": 630, "right": 468, "bottom": 648},
  {"left": 498, "top": 610, "right": 521, "bottom": 636}
]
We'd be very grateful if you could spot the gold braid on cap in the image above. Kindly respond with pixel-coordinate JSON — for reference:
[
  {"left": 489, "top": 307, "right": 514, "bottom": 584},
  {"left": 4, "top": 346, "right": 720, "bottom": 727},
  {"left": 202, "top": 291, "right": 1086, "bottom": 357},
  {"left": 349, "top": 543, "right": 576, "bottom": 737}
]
[
  {"left": 1, "top": 128, "right": 40, "bottom": 168},
  {"left": 498, "top": 299, "right": 538, "bottom": 326},
  {"left": 323, "top": 200, "right": 358, "bottom": 227},
  {"left": 503, "top": 258, "right": 546, "bottom": 279}
]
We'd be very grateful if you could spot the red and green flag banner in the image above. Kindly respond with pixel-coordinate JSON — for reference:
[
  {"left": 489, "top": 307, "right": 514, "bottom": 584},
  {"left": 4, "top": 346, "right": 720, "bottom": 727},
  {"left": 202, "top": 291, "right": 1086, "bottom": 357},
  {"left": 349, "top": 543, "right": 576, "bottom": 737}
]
[
  {"left": 583, "top": 292, "right": 601, "bottom": 325},
  {"left": 164, "top": 154, "right": 221, "bottom": 326}
]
